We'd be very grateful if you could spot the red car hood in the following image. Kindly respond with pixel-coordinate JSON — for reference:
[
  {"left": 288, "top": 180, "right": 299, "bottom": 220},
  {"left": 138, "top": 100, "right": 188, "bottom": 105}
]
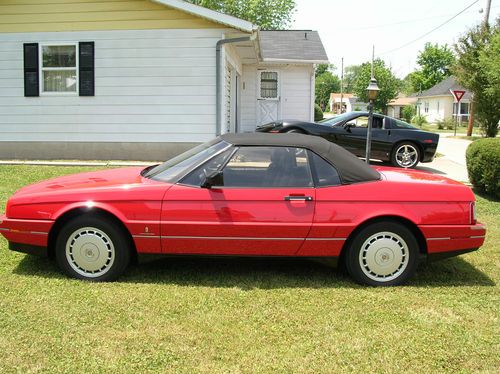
[{"left": 14, "top": 167, "right": 152, "bottom": 196}]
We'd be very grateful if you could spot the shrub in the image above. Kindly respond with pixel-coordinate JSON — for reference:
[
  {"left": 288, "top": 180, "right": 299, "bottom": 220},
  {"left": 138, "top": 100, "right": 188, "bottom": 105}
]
[
  {"left": 401, "top": 105, "right": 416, "bottom": 123},
  {"left": 436, "top": 117, "right": 455, "bottom": 130},
  {"left": 314, "top": 104, "right": 323, "bottom": 121},
  {"left": 411, "top": 114, "right": 427, "bottom": 127},
  {"left": 466, "top": 138, "right": 500, "bottom": 198}
]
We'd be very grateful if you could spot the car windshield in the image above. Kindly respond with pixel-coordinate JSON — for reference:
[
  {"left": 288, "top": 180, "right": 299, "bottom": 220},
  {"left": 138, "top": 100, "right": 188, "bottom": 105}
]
[
  {"left": 143, "top": 140, "right": 230, "bottom": 182},
  {"left": 319, "top": 112, "right": 359, "bottom": 125}
]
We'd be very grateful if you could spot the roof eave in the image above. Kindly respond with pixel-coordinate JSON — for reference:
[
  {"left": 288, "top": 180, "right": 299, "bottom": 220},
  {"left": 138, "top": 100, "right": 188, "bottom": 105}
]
[
  {"left": 262, "top": 58, "right": 330, "bottom": 64},
  {"left": 152, "top": 0, "right": 258, "bottom": 32}
]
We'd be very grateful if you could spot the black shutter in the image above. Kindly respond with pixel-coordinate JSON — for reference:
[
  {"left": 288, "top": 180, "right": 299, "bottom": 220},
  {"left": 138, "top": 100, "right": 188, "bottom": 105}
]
[
  {"left": 23, "top": 43, "right": 39, "bottom": 97},
  {"left": 79, "top": 41, "right": 94, "bottom": 96}
]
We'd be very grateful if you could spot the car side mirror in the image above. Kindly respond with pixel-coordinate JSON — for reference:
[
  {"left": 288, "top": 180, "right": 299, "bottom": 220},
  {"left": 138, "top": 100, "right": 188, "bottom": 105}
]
[
  {"left": 343, "top": 123, "right": 353, "bottom": 132},
  {"left": 201, "top": 170, "right": 223, "bottom": 189}
]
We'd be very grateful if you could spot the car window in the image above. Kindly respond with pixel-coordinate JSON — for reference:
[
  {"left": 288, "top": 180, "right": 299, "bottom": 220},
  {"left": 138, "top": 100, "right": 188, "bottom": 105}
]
[
  {"left": 392, "top": 118, "right": 417, "bottom": 129},
  {"left": 309, "top": 152, "right": 342, "bottom": 187},
  {"left": 180, "top": 148, "right": 234, "bottom": 186},
  {"left": 347, "top": 115, "right": 383, "bottom": 129},
  {"left": 215, "top": 146, "right": 314, "bottom": 188}
]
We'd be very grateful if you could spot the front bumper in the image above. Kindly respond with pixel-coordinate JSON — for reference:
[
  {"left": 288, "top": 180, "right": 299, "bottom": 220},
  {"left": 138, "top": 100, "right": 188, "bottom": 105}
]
[
  {"left": 420, "top": 222, "right": 486, "bottom": 255},
  {"left": 0, "top": 214, "right": 54, "bottom": 249}
]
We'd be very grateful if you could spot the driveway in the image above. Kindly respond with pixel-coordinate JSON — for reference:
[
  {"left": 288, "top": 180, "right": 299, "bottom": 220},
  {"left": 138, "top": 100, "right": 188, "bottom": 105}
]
[{"left": 416, "top": 133, "right": 472, "bottom": 183}]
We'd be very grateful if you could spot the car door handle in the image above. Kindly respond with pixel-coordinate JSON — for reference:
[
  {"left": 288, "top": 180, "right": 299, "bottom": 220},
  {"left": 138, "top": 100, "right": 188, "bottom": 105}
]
[{"left": 284, "top": 196, "right": 313, "bottom": 201}]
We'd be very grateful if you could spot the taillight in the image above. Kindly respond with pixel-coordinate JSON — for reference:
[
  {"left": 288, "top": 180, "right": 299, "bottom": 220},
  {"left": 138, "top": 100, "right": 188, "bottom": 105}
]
[
  {"left": 423, "top": 139, "right": 434, "bottom": 143},
  {"left": 470, "top": 202, "right": 477, "bottom": 224}
]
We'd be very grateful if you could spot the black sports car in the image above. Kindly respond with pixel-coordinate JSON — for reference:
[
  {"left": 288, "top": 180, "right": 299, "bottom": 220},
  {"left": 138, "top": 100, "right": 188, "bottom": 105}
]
[{"left": 256, "top": 111, "right": 439, "bottom": 168}]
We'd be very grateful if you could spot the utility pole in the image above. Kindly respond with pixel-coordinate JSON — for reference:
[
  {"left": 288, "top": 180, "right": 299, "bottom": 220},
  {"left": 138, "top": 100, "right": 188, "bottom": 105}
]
[
  {"left": 340, "top": 57, "right": 344, "bottom": 114},
  {"left": 484, "top": 0, "right": 492, "bottom": 26}
]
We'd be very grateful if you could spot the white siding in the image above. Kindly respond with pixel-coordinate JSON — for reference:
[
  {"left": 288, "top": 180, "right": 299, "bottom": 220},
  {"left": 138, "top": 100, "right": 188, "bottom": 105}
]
[
  {"left": 240, "top": 64, "right": 314, "bottom": 133},
  {"left": 0, "top": 28, "right": 234, "bottom": 143}
]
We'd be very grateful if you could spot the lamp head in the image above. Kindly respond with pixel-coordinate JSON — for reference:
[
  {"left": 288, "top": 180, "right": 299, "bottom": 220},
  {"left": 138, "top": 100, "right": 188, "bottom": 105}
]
[{"left": 366, "top": 78, "right": 380, "bottom": 101}]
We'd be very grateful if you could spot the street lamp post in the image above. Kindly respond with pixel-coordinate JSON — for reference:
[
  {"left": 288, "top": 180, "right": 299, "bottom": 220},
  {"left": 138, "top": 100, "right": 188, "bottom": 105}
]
[{"left": 365, "top": 77, "right": 380, "bottom": 165}]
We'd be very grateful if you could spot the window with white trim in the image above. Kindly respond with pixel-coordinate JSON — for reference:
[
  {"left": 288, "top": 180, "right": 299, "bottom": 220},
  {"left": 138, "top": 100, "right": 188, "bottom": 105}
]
[
  {"left": 40, "top": 44, "right": 78, "bottom": 94},
  {"left": 424, "top": 101, "right": 429, "bottom": 113},
  {"left": 259, "top": 71, "right": 279, "bottom": 99}
]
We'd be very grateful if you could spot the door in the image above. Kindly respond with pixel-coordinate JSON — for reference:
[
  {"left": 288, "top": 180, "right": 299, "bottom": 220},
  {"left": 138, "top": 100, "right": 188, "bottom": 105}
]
[
  {"left": 337, "top": 114, "right": 390, "bottom": 159},
  {"left": 161, "top": 146, "right": 315, "bottom": 256},
  {"left": 257, "top": 70, "right": 280, "bottom": 125}
]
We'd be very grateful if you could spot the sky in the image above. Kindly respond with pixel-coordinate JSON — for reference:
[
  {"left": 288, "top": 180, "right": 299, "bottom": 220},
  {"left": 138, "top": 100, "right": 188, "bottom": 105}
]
[{"left": 292, "top": 0, "right": 499, "bottom": 78}]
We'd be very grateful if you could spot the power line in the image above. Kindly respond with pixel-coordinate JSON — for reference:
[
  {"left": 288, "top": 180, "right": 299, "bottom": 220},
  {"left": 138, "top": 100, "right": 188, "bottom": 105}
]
[{"left": 378, "top": 0, "right": 479, "bottom": 56}]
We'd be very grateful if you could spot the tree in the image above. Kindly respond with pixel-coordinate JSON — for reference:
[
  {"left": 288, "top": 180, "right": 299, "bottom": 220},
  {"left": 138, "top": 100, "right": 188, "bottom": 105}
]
[
  {"left": 454, "top": 19, "right": 500, "bottom": 137},
  {"left": 186, "top": 0, "right": 296, "bottom": 29},
  {"left": 343, "top": 64, "right": 362, "bottom": 93},
  {"left": 407, "top": 43, "right": 455, "bottom": 93},
  {"left": 315, "top": 63, "right": 335, "bottom": 77},
  {"left": 315, "top": 72, "right": 340, "bottom": 111},
  {"left": 352, "top": 59, "right": 400, "bottom": 113}
]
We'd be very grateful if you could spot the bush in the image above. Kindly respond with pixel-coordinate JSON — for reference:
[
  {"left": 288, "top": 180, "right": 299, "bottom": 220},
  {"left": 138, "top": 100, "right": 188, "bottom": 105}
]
[
  {"left": 436, "top": 117, "right": 455, "bottom": 130},
  {"left": 314, "top": 104, "right": 323, "bottom": 121},
  {"left": 401, "top": 105, "right": 416, "bottom": 123},
  {"left": 466, "top": 138, "right": 500, "bottom": 198},
  {"left": 411, "top": 114, "right": 427, "bottom": 127}
]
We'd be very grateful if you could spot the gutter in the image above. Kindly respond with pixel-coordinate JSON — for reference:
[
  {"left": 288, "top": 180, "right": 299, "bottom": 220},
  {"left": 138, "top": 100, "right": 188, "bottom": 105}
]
[{"left": 215, "top": 36, "right": 252, "bottom": 136}]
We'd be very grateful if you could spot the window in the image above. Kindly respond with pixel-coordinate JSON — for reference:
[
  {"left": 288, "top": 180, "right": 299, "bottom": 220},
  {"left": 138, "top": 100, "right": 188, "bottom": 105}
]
[
  {"left": 185, "top": 146, "right": 313, "bottom": 188},
  {"left": 424, "top": 102, "right": 429, "bottom": 113},
  {"left": 310, "top": 152, "right": 341, "bottom": 186},
  {"left": 346, "top": 115, "right": 383, "bottom": 129},
  {"left": 259, "top": 71, "right": 278, "bottom": 99},
  {"left": 392, "top": 118, "right": 417, "bottom": 129},
  {"left": 460, "top": 102, "right": 469, "bottom": 115},
  {"left": 40, "top": 44, "right": 78, "bottom": 94}
]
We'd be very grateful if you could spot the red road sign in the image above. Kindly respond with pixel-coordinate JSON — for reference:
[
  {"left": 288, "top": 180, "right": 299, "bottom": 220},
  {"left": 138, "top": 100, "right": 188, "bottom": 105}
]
[{"left": 452, "top": 90, "right": 466, "bottom": 102}]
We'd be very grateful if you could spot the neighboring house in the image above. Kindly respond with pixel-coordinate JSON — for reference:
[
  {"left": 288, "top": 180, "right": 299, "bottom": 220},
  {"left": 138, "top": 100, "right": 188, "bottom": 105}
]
[
  {"left": 0, "top": 0, "right": 328, "bottom": 160},
  {"left": 387, "top": 96, "right": 417, "bottom": 119},
  {"left": 415, "top": 76, "right": 471, "bottom": 124},
  {"left": 329, "top": 93, "right": 368, "bottom": 113}
]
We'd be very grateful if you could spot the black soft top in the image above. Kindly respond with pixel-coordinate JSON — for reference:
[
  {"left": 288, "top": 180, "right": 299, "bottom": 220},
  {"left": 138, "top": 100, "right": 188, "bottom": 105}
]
[{"left": 220, "top": 133, "right": 380, "bottom": 184}]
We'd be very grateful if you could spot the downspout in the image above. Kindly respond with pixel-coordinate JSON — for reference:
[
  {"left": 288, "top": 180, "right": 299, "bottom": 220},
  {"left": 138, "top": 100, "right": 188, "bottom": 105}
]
[{"left": 215, "top": 36, "right": 252, "bottom": 136}]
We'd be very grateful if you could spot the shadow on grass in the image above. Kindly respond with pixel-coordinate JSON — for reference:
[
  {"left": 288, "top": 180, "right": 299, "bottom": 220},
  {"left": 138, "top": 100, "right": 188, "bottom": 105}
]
[
  {"left": 13, "top": 254, "right": 495, "bottom": 289},
  {"left": 472, "top": 187, "right": 500, "bottom": 203}
]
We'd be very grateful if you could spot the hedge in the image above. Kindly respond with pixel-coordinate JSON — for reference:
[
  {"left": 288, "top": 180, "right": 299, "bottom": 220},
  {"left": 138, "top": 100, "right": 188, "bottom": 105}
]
[
  {"left": 466, "top": 138, "right": 500, "bottom": 198},
  {"left": 314, "top": 104, "right": 323, "bottom": 122}
]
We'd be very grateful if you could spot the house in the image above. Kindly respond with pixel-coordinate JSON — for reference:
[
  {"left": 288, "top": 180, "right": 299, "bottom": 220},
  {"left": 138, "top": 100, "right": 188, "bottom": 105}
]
[
  {"left": 415, "top": 76, "right": 471, "bottom": 124},
  {"left": 387, "top": 95, "right": 417, "bottom": 119},
  {"left": 0, "top": 0, "right": 328, "bottom": 160},
  {"left": 329, "top": 93, "right": 368, "bottom": 113}
]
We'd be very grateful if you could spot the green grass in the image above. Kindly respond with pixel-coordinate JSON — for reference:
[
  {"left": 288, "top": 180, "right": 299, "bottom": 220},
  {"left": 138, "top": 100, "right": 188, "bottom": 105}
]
[
  {"left": 0, "top": 165, "right": 499, "bottom": 373},
  {"left": 420, "top": 123, "right": 482, "bottom": 135}
]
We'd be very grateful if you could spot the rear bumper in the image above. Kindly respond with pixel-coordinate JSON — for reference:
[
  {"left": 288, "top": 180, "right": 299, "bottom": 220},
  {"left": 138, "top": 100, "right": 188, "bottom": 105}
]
[
  {"left": 421, "top": 143, "right": 438, "bottom": 163},
  {"left": 419, "top": 223, "right": 486, "bottom": 255},
  {"left": 0, "top": 214, "right": 53, "bottom": 251}
]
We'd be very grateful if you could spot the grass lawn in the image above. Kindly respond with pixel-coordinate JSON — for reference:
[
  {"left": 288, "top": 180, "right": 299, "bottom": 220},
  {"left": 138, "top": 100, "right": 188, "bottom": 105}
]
[{"left": 0, "top": 165, "right": 498, "bottom": 373}]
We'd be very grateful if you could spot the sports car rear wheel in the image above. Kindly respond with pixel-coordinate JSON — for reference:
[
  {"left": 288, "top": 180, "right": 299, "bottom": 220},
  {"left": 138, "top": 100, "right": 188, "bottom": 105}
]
[
  {"left": 391, "top": 142, "right": 420, "bottom": 168},
  {"left": 345, "top": 221, "right": 419, "bottom": 286},
  {"left": 55, "top": 215, "right": 131, "bottom": 281}
]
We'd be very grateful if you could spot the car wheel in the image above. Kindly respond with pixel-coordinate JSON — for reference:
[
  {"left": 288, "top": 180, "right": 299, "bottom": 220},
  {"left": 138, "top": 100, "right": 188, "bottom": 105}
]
[
  {"left": 286, "top": 129, "right": 305, "bottom": 134},
  {"left": 345, "top": 221, "right": 419, "bottom": 286},
  {"left": 391, "top": 142, "right": 420, "bottom": 168},
  {"left": 55, "top": 215, "right": 131, "bottom": 281}
]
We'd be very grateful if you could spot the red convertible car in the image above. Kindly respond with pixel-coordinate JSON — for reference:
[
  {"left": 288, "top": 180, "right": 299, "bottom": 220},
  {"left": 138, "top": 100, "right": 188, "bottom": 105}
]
[{"left": 0, "top": 134, "right": 486, "bottom": 286}]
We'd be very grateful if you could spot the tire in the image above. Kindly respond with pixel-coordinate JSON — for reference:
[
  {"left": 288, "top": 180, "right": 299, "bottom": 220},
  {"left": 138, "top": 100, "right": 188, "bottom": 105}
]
[
  {"left": 391, "top": 142, "right": 420, "bottom": 168},
  {"left": 55, "top": 215, "right": 132, "bottom": 281},
  {"left": 345, "top": 221, "right": 419, "bottom": 286}
]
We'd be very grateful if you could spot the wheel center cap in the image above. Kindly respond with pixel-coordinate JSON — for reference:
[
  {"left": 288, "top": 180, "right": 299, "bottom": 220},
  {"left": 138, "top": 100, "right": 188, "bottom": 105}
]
[
  {"left": 375, "top": 248, "right": 394, "bottom": 266},
  {"left": 81, "top": 243, "right": 99, "bottom": 261}
]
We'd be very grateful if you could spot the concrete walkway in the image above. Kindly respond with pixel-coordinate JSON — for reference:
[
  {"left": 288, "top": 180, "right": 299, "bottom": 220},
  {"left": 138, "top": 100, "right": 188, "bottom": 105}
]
[{"left": 416, "top": 134, "right": 472, "bottom": 183}]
